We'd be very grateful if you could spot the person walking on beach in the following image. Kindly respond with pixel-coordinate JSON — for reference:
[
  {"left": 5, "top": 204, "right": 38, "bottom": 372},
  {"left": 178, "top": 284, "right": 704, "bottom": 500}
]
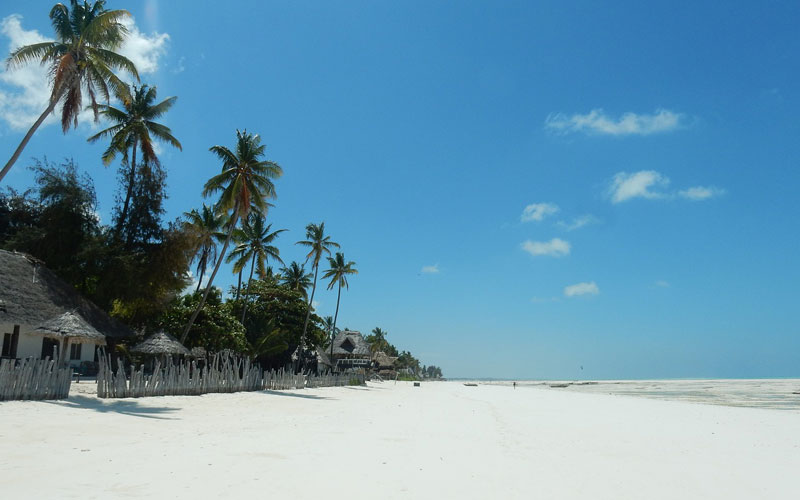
[{"left": 513, "top": 381, "right": 516, "bottom": 389}]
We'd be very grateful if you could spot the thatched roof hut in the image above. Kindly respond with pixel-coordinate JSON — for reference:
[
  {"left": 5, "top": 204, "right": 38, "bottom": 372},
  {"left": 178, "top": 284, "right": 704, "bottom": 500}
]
[
  {"left": 131, "top": 331, "right": 190, "bottom": 356},
  {"left": 372, "top": 351, "right": 398, "bottom": 369},
  {"left": 0, "top": 250, "right": 132, "bottom": 339},
  {"left": 331, "top": 330, "right": 371, "bottom": 357},
  {"left": 29, "top": 311, "right": 106, "bottom": 344}
]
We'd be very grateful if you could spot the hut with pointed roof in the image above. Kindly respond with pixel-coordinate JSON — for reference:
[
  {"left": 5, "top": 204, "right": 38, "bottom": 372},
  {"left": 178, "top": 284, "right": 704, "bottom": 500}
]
[
  {"left": 0, "top": 250, "right": 132, "bottom": 367},
  {"left": 131, "top": 331, "right": 190, "bottom": 356},
  {"left": 372, "top": 350, "right": 398, "bottom": 377},
  {"left": 330, "top": 330, "right": 371, "bottom": 371}
]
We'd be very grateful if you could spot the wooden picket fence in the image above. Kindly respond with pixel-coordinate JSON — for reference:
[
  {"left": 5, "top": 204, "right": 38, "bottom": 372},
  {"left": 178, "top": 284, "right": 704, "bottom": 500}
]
[
  {"left": 0, "top": 357, "right": 72, "bottom": 401},
  {"left": 97, "top": 351, "right": 365, "bottom": 399}
]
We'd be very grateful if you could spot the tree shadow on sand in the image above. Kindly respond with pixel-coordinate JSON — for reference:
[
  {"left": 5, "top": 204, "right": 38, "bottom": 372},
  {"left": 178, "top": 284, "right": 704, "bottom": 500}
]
[
  {"left": 45, "top": 395, "right": 181, "bottom": 420},
  {"left": 260, "top": 390, "right": 333, "bottom": 400}
]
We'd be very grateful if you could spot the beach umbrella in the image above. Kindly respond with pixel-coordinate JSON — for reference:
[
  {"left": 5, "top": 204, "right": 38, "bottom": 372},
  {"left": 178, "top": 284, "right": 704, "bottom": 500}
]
[{"left": 131, "top": 331, "right": 190, "bottom": 356}]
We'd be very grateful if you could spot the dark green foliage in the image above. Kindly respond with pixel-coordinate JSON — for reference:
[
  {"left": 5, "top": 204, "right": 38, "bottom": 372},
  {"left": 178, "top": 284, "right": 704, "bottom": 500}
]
[
  {"left": 155, "top": 288, "right": 248, "bottom": 353},
  {"left": 0, "top": 158, "right": 191, "bottom": 327},
  {"left": 236, "top": 279, "right": 326, "bottom": 369}
]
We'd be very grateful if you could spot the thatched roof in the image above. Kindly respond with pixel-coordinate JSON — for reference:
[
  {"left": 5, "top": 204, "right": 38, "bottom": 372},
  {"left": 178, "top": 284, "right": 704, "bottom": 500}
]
[
  {"left": 0, "top": 250, "right": 132, "bottom": 338},
  {"left": 331, "top": 330, "right": 371, "bottom": 357},
  {"left": 29, "top": 310, "right": 106, "bottom": 344},
  {"left": 131, "top": 331, "right": 190, "bottom": 355},
  {"left": 372, "top": 351, "right": 398, "bottom": 368},
  {"left": 316, "top": 347, "right": 333, "bottom": 367}
]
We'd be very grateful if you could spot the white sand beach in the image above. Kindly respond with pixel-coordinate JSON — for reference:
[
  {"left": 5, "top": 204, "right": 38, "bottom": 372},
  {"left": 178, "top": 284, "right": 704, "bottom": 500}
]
[{"left": 2, "top": 381, "right": 799, "bottom": 499}]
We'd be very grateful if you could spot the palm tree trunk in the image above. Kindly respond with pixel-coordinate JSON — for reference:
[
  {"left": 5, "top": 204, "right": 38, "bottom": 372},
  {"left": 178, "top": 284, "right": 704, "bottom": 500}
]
[
  {"left": 240, "top": 252, "right": 256, "bottom": 323},
  {"left": 330, "top": 281, "right": 342, "bottom": 362},
  {"left": 115, "top": 138, "right": 137, "bottom": 238},
  {"left": 180, "top": 207, "right": 239, "bottom": 344},
  {"left": 195, "top": 261, "right": 206, "bottom": 293},
  {"left": 235, "top": 268, "right": 243, "bottom": 300},
  {"left": 299, "top": 262, "right": 319, "bottom": 371},
  {"left": 0, "top": 100, "right": 57, "bottom": 183}
]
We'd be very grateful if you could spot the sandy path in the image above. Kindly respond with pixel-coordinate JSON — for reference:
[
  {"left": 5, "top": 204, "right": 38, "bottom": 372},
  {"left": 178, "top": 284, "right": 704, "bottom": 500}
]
[{"left": 1, "top": 381, "right": 799, "bottom": 499}]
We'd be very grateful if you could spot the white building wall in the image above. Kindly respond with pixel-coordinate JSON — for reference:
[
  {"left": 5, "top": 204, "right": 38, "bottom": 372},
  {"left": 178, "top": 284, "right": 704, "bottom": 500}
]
[{"left": 1, "top": 322, "right": 102, "bottom": 366}]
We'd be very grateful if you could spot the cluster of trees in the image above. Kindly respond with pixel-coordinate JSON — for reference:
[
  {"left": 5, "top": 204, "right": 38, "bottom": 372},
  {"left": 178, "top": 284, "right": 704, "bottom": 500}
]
[
  {"left": 0, "top": 0, "right": 442, "bottom": 374},
  {"left": 365, "top": 327, "right": 443, "bottom": 379}
]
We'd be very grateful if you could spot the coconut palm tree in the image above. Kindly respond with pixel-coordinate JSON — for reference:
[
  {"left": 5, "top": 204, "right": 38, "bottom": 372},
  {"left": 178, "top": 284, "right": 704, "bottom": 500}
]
[
  {"left": 87, "top": 84, "right": 181, "bottom": 235},
  {"left": 180, "top": 129, "right": 281, "bottom": 343},
  {"left": 184, "top": 204, "right": 225, "bottom": 293},
  {"left": 1, "top": 0, "right": 139, "bottom": 183},
  {"left": 322, "top": 252, "right": 358, "bottom": 359},
  {"left": 227, "top": 214, "right": 286, "bottom": 322},
  {"left": 280, "top": 261, "right": 312, "bottom": 298},
  {"left": 296, "top": 222, "right": 339, "bottom": 363},
  {"left": 369, "top": 327, "right": 389, "bottom": 354}
]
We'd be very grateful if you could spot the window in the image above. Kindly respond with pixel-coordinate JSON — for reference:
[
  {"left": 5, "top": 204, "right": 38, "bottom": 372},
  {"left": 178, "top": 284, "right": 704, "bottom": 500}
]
[
  {"left": 70, "top": 343, "right": 82, "bottom": 360},
  {"left": 2, "top": 327, "right": 19, "bottom": 358}
]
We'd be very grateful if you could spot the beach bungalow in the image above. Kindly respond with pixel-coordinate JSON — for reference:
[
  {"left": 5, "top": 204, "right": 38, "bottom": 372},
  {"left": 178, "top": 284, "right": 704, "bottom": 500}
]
[
  {"left": 0, "top": 250, "right": 132, "bottom": 367},
  {"left": 372, "top": 350, "right": 398, "bottom": 377},
  {"left": 330, "top": 330, "right": 371, "bottom": 371}
]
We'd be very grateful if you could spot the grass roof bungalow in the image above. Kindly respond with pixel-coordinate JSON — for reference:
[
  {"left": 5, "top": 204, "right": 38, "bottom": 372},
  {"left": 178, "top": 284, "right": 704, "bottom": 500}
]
[
  {"left": 0, "top": 250, "right": 132, "bottom": 368},
  {"left": 330, "top": 330, "right": 371, "bottom": 371}
]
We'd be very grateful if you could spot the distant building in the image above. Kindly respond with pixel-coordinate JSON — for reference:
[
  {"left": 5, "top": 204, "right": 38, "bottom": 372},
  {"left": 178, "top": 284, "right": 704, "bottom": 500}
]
[
  {"left": 330, "top": 330, "right": 371, "bottom": 371},
  {"left": 0, "top": 250, "right": 132, "bottom": 367},
  {"left": 372, "top": 351, "right": 398, "bottom": 378}
]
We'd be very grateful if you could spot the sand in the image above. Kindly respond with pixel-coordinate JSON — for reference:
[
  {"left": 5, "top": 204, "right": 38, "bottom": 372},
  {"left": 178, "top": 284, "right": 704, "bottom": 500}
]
[{"left": 1, "top": 380, "right": 799, "bottom": 499}]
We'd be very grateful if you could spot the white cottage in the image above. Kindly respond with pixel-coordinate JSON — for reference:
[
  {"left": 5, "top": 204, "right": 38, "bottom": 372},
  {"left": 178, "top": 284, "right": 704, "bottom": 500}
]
[{"left": 0, "top": 250, "right": 132, "bottom": 368}]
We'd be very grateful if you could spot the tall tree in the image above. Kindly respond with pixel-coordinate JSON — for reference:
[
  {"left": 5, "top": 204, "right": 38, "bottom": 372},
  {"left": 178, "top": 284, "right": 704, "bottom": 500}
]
[
  {"left": 184, "top": 204, "right": 225, "bottom": 293},
  {"left": 1, "top": 0, "right": 139, "bottom": 183},
  {"left": 279, "top": 261, "right": 312, "bottom": 298},
  {"left": 87, "top": 83, "right": 181, "bottom": 237},
  {"left": 180, "top": 130, "right": 281, "bottom": 343},
  {"left": 296, "top": 222, "right": 339, "bottom": 366},
  {"left": 322, "top": 252, "right": 358, "bottom": 359},
  {"left": 368, "top": 327, "right": 389, "bottom": 354},
  {"left": 227, "top": 214, "right": 286, "bottom": 323}
]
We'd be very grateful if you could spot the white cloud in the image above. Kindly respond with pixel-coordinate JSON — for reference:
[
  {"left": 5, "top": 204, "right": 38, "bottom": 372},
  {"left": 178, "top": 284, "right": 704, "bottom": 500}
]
[
  {"left": 678, "top": 186, "right": 725, "bottom": 201},
  {"left": 557, "top": 214, "right": 599, "bottom": 231},
  {"left": 0, "top": 14, "right": 169, "bottom": 131},
  {"left": 173, "top": 56, "right": 186, "bottom": 74},
  {"left": 654, "top": 280, "right": 670, "bottom": 288},
  {"left": 312, "top": 300, "right": 320, "bottom": 309},
  {"left": 182, "top": 270, "right": 211, "bottom": 296},
  {"left": 521, "top": 238, "right": 570, "bottom": 257},
  {"left": 564, "top": 281, "right": 599, "bottom": 297},
  {"left": 421, "top": 264, "right": 440, "bottom": 274},
  {"left": 545, "top": 109, "right": 684, "bottom": 136},
  {"left": 609, "top": 170, "right": 670, "bottom": 203},
  {"left": 521, "top": 202, "right": 559, "bottom": 222}
]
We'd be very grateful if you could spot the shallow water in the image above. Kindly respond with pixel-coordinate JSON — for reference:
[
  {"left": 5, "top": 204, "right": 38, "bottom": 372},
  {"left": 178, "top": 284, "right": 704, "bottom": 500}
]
[{"left": 483, "top": 379, "right": 800, "bottom": 411}]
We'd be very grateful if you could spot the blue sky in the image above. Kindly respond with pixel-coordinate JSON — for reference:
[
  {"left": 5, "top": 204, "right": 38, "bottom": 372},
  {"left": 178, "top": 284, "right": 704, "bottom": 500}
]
[{"left": 1, "top": 1, "right": 799, "bottom": 379}]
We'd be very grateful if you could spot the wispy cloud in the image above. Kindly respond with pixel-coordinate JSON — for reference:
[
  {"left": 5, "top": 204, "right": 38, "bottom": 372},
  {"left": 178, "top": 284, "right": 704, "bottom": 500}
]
[
  {"left": 545, "top": 108, "right": 684, "bottom": 136},
  {"left": 678, "top": 186, "right": 725, "bottom": 201},
  {"left": 608, "top": 170, "right": 670, "bottom": 203},
  {"left": 521, "top": 238, "right": 570, "bottom": 257},
  {"left": 564, "top": 281, "right": 599, "bottom": 297},
  {"left": 521, "top": 202, "right": 559, "bottom": 222},
  {"left": 421, "top": 264, "right": 440, "bottom": 274},
  {"left": 557, "top": 214, "right": 599, "bottom": 231},
  {"left": 0, "top": 14, "right": 169, "bottom": 131},
  {"left": 654, "top": 280, "right": 670, "bottom": 288}
]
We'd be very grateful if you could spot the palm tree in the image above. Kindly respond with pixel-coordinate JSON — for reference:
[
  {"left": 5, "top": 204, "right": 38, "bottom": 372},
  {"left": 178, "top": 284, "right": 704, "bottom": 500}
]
[
  {"left": 322, "top": 252, "right": 358, "bottom": 360},
  {"left": 280, "top": 261, "right": 312, "bottom": 298},
  {"left": 227, "top": 214, "right": 286, "bottom": 323},
  {"left": 296, "top": 222, "right": 339, "bottom": 364},
  {"left": 87, "top": 84, "right": 181, "bottom": 235},
  {"left": 184, "top": 204, "right": 225, "bottom": 293},
  {"left": 369, "top": 327, "right": 389, "bottom": 354},
  {"left": 180, "top": 129, "right": 281, "bottom": 343},
  {"left": 1, "top": 0, "right": 139, "bottom": 183}
]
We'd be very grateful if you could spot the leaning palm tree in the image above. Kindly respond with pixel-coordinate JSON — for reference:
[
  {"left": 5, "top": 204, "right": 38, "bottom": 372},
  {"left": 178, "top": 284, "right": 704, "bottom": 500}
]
[
  {"left": 296, "top": 222, "right": 339, "bottom": 364},
  {"left": 280, "top": 261, "right": 312, "bottom": 298},
  {"left": 227, "top": 214, "right": 286, "bottom": 322},
  {"left": 1, "top": 0, "right": 139, "bottom": 183},
  {"left": 322, "top": 252, "right": 358, "bottom": 359},
  {"left": 180, "top": 130, "right": 281, "bottom": 343},
  {"left": 87, "top": 84, "right": 181, "bottom": 235},
  {"left": 184, "top": 204, "right": 225, "bottom": 293}
]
